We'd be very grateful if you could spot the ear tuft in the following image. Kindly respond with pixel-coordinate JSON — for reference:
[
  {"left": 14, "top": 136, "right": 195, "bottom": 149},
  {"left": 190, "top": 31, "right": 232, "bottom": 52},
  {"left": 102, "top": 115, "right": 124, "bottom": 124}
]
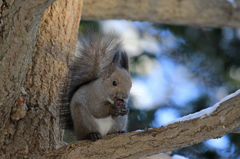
[
  {"left": 119, "top": 51, "right": 129, "bottom": 72},
  {"left": 103, "top": 50, "right": 129, "bottom": 79},
  {"left": 112, "top": 51, "right": 121, "bottom": 65},
  {"left": 112, "top": 50, "right": 129, "bottom": 72}
]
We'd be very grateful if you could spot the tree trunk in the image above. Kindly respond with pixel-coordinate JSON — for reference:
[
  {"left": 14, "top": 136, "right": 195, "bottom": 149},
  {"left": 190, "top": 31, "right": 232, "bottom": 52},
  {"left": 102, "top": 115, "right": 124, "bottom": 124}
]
[
  {"left": 82, "top": 0, "right": 240, "bottom": 28},
  {"left": 0, "top": 0, "right": 82, "bottom": 158}
]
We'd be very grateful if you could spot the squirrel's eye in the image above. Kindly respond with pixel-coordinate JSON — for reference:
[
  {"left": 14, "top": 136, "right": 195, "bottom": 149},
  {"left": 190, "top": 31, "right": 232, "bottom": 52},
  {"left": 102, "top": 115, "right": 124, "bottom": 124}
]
[{"left": 113, "top": 81, "right": 117, "bottom": 86}]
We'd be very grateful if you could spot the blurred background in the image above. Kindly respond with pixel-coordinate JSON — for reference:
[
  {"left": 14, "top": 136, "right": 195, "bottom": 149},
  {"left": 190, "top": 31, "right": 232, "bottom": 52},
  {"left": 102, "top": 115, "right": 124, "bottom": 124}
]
[{"left": 65, "top": 20, "right": 240, "bottom": 159}]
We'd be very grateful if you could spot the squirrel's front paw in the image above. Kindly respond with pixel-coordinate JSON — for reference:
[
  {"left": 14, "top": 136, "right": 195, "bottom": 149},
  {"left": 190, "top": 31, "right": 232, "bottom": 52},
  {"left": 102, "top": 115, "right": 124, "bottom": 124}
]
[{"left": 111, "top": 99, "right": 129, "bottom": 116}]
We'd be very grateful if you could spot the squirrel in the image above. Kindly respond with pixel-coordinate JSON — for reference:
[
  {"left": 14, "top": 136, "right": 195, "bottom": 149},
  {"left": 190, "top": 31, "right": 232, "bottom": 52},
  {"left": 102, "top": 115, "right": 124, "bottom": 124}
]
[{"left": 59, "top": 30, "right": 132, "bottom": 141}]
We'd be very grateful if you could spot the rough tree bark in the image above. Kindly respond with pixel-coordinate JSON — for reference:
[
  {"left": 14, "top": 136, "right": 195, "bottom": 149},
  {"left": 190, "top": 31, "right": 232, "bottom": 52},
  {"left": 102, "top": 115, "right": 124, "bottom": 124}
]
[
  {"left": 82, "top": 0, "right": 240, "bottom": 28},
  {"left": 0, "top": 0, "right": 82, "bottom": 158},
  {"left": 41, "top": 89, "right": 240, "bottom": 159}
]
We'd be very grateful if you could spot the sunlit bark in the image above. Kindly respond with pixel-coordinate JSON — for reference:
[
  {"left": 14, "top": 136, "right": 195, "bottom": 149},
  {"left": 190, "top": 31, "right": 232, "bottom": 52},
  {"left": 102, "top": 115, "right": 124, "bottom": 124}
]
[{"left": 82, "top": 0, "right": 240, "bottom": 28}]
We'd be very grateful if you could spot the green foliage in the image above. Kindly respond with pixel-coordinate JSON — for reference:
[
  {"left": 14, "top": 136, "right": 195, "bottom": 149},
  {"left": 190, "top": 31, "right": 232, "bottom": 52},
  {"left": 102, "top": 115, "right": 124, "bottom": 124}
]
[{"left": 79, "top": 21, "right": 100, "bottom": 34}]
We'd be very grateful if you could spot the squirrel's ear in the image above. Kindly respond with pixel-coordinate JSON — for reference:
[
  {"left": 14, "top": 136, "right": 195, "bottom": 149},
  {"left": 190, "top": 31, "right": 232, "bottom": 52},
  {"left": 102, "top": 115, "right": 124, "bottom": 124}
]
[
  {"left": 103, "top": 51, "right": 120, "bottom": 80},
  {"left": 103, "top": 50, "right": 129, "bottom": 80},
  {"left": 112, "top": 50, "right": 129, "bottom": 72},
  {"left": 112, "top": 51, "right": 121, "bottom": 66},
  {"left": 119, "top": 51, "right": 129, "bottom": 72},
  {"left": 104, "top": 63, "right": 116, "bottom": 80}
]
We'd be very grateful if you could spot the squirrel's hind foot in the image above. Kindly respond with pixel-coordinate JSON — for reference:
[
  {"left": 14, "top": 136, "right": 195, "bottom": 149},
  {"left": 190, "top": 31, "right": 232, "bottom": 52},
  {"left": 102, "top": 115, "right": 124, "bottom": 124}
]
[
  {"left": 87, "top": 132, "right": 102, "bottom": 141},
  {"left": 117, "top": 130, "right": 126, "bottom": 134}
]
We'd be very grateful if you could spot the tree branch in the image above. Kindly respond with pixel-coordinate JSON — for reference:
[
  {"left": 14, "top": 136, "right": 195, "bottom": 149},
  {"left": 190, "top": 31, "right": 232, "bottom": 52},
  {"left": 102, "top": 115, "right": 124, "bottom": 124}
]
[
  {"left": 82, "top": 0, "right": 240, "bottom": 28},
  {"left": 41, "top": 89, "right": 240, "bottom": 159}
]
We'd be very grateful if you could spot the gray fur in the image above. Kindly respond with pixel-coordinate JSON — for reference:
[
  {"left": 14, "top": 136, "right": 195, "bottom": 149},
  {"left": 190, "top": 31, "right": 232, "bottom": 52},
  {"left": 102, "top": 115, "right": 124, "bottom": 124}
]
[{"left": 60, "top": 31, "right": 132, "bottom": 140}]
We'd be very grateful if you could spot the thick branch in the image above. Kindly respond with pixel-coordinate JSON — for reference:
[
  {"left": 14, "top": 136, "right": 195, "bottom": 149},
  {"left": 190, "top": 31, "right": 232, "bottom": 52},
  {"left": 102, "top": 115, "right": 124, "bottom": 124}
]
[
  {"left": 41, "top": 89, "right": 240, "bottom": 158},
  {"left": 82, "top": 0, "right": 240, "bottom": 28}
]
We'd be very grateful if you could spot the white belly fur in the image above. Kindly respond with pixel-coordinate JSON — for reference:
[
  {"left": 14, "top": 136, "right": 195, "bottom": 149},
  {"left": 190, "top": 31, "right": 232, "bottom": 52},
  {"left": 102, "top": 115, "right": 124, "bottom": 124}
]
[{"left": 94, "top": 116, "right": 114, "bottom": 136}]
